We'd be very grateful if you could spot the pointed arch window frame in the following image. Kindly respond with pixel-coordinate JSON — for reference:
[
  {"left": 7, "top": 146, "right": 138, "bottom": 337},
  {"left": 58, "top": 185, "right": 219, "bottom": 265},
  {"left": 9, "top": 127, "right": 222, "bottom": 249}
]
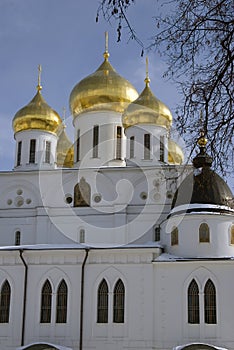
[
  {"left": 56, "top": 279, "right": 68, "bottom": 324},
  {"left": 204, "top": 279, "right": 217, "bottom": 324},
  {"left": 40, "top": 279, "right": 52, "bottom": 323},
  {"left": 113, "top": 279, "right": 125, "bottom": 323},
  {"left": 0, "top": 280, "right": 11, "bottom": 323},
  {"left": 187, "top": 279, "right": 200, "bottom": 324},
  {"left": 97, "top": 279, "right": 109, "bottom": 323}
]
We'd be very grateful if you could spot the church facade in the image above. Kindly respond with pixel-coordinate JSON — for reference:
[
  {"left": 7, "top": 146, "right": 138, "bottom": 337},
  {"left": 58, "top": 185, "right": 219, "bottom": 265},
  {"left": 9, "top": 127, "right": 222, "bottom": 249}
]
[{"left": 0, "top": 41, "right": 233, "bottom": 350}]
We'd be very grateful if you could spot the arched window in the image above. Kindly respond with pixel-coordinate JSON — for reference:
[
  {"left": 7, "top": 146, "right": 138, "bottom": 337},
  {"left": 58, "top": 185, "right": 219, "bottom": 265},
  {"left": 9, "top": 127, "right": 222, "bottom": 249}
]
[
  {"left": 0, "top": 280, "right": 11, "bottom": 323},
  {"left": 76, "top": 129, "right": 80, "bottom": 162},
  {"left": 188, "top": 279, "right": 199, "bottom": 324},
  {"left": 171, "top": 226, "right": 179, "bottom": 246},
  {"left": 17, "top": 141, "right": 22, "bottom": 166},
  {"left": 144, "top": 133, "right": 151, "bottom": 160},
  {"left": 113, "top": 279, "right": 125, "bottom": 323},
  {"left": 15, "top": 230, "right": 21, "bottom": 245},
  {"left": 45, "top": 141, "right": 51, "bottom": 164},
  {"left": 56, "top": 280, "right": 68, "bottom": 323},
  {"left": 74, "top": 177, "right": 91, "bottom": 207},
  {"left": 29, "top": 139, "right": 36, "bottom": 164},
  {"left": 130, "top": 136, "right": 135, "bottom": 158},
  {"left": 230, "top": 224, "right": 234, "bottom": 245},
  {"left": 40, "top": 279, "right": 52, "bottom": 323},
  {"left": 93, "top": 125, "right": 99, "bottom": 158},
  {"left": 116, "top": 126, "right": 122, "bottom": 159},
  {"left": 204, "top": 279, "right": 216, "bottom": 324},
  {"left": 97, "top": 279, "right": 108, "bottom": 323},
  {"left": 154, "top": 226, "right": 160, "bottom": 241},
  {"left": 199, "top": 223, "right": 210, "bottom": 243},
  {"left": 79, "top": 229, "right": 85, "bottom": 243},
  {"left": 159, "top": 135, "right": 164, "bottom": 162}
]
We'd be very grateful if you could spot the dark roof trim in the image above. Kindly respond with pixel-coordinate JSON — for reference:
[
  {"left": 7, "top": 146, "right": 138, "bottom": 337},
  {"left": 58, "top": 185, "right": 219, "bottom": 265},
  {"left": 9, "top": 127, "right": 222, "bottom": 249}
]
[{"left": 168, "top": 207, "right": 234, "bottom": 218}]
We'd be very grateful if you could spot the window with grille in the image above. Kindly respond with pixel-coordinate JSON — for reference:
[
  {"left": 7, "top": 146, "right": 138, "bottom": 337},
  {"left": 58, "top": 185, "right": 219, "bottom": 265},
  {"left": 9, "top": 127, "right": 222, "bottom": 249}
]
[
  {"left": 204, "top": 279, "right": 216, "bottom": 324},
  {"left": 130, "top": 136, "right": 134, "bottom": 158},
  {"left": 40, "top": 279, "right": 52, "bottom": 323},
  {"left": 160, "top": 135, "right": 164, "bottom": 162},
  {"left": 199, "top": 223, "right": 210, "bottom": 243},
  {"left": 93, "top": 125, "right": 99, "bottom": 158},
  {"left": 144, "top": 134, "right": 151, "bottom": 160},
  {"left": 230, "top": 225, "right": 234, "bottom": 245},
  {"left": 171, "top": 226, "right": 179, "bottom": 245},
  {"left": 0, "top": 280, "right": 11, "bottom": 323},
  {"left": 113, "top": 279, "right": 125, "bottom": 323},
  {"left": 76, "top": 129, "right": 80, "bottom": 162},
  {"left": 17, "top": 141, "right": 22, "bottom": 166},
  {"left": 97, "top": 279, "right": 108, "bottom": 323},
  {"left": 56, "top": 280, "right": 68, "bottom": 323},
  {"left": 188, "top": 279, "right": 200, "bottom": 324},
  {"left": 45, "top": 141, "right": 51, "bottom": 164},
  {"left": 15, "top": 231, "right": 21, "bottom": 246},
  {"left": 29, "top": 139, "right": 36, "bottom": 163}
]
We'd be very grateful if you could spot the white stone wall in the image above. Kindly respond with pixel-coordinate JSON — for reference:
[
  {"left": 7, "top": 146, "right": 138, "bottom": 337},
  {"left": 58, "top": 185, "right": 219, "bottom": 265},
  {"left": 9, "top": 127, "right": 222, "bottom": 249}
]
[
  {"left": 162, "top": 213, "right": 234, "bottom": 258},
  {"left": 0, "top": 249, "right": 233, "bottom": 350}
]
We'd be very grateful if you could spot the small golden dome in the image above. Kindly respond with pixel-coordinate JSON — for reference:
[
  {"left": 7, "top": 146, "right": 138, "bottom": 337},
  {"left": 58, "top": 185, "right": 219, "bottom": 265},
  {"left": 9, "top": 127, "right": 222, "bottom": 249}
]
[
  {"left": 168, "top": 139, "right": 184, "bottom": 165},
  {"left": 13, "top": 89, "right": 62, "bottom": 135},
  {"left": 69, "top": 53, "right": 139, "bottom": 116},
  {"left": 122, "top": 79, "right": 173, "bottom": 129},
  {"left": 56, "top": 125, "right": 74, "bottom": 168}
]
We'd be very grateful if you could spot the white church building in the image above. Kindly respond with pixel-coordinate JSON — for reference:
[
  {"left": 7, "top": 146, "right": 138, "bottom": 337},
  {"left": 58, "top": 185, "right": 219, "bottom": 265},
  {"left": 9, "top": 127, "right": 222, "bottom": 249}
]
[{"left": 0, "top": 38, "right": 233, "bottom": 350}]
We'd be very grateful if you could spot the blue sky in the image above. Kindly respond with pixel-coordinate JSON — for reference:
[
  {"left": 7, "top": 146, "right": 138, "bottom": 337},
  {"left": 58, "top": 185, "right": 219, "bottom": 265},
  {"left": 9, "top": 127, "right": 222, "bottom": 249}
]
[{"left": 0, "top": 0, "right": 232, "bottom": 190}]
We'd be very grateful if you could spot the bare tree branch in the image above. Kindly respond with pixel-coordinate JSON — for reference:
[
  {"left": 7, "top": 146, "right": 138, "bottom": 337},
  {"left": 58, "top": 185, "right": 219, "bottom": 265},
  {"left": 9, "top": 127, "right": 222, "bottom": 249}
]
[{"left": 96, "top": 0, "right": 234, "bottom": 177}]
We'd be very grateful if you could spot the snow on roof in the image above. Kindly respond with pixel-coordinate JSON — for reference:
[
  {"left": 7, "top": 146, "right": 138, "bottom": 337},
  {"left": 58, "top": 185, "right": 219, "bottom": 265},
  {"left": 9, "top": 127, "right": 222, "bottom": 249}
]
[
  {"left": 0, "top": 241, "right": 162, "bottom": 252},
  {"left": 0, "top": 243, "right": 85, "bottom": 251},
  {"left": 154, "top": 253, "right": 234, "bottom": 262},
  {"left": 16, "top": 342, "right": 72, "bottom": 350},
  {"left": 154, "top": 253, "right": 184, "bottom": 261}
]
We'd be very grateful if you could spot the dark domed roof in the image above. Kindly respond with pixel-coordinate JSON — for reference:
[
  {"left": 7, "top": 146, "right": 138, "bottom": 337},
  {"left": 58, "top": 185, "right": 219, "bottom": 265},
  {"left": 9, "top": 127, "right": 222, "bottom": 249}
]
[
  {"left": 171, "top": 136, "right": 233, "bottom": 215},
  {"left": 171, "top": 168, "right": 233, "bottom": 210}
]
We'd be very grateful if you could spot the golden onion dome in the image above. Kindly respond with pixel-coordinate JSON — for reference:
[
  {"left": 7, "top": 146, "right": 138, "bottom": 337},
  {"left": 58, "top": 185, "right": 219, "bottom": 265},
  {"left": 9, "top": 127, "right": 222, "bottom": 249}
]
[
  {"left": 13, "top": 66, "right": 62, "bottom": 135},
  {"left": 122, "top": 76, "right": 173, "bottom": 130},
  {"left": 69, "top": 50, "right": 139, "bottom": 116},
  {"left": 13, "top": 89, "right": 62, "bottom": 135},
  {"left": 56, "top": 124, "right": 74, "bottom": 168},
  {"left": 168, "top": 139, "right": 184, "bottom": 165}
]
